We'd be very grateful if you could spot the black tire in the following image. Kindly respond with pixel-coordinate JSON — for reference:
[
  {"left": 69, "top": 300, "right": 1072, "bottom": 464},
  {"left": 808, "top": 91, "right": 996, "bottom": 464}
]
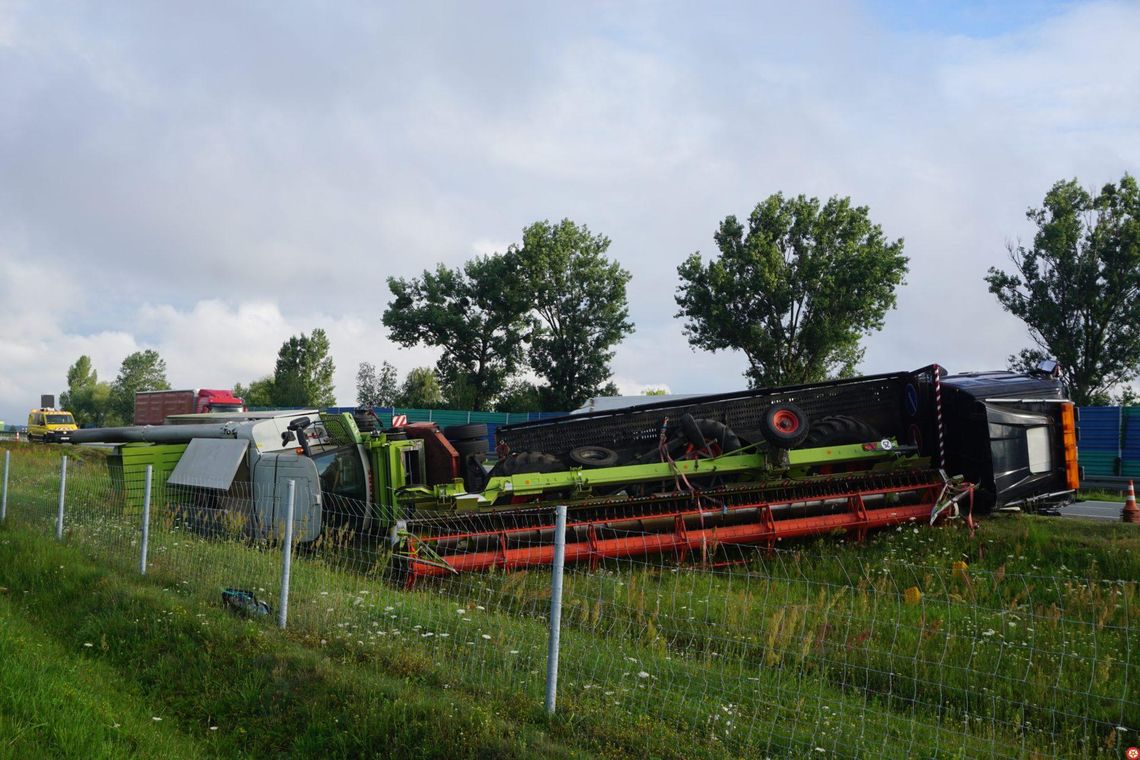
[
  {"left": 569, "top": 445, "right": 619, "bottom": 468},
  {"left": 443, "top": 423, "right": 488, "bottom": 441},
  {"left": 463, "top": 455, "right": 489, "bottom": 493},
  {"left": 802, "top": 415, "right": 880, "bottom": 448},
  {"left": 453, "top": 438, "right": 490, "bottom": 457},
  {"left": 385, "top": 429, "right": 408, "bottom": 440},
  {"left": 680, "top": 414, "right": 706, "bottom": 448},
  {"left": 761, "top": 402, "right": 810, "bottom": 448},
  {"left": 674, "top": 415, "right": 744, "bottom": 456},
  {"left": 502, "top": 451, "right": 566, "bottom": 476}
]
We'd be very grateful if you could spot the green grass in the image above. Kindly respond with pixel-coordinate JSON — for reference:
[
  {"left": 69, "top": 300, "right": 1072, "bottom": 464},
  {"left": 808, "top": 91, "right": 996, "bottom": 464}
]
[
  {"left": 1078, "top": 489, "right": 1128, "bottom": 503},
  {"left": 1, "top": 441, "right": 1138, "bottom": 758},
  {"left": 0, "top": 527, "right": 586, "bottom": 759}
]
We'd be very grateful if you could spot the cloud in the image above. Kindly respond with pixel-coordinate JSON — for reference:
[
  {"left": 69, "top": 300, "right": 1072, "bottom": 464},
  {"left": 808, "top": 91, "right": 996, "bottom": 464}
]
[{"left": 1, "top": 1, "right": 1138, "bottom": 424}]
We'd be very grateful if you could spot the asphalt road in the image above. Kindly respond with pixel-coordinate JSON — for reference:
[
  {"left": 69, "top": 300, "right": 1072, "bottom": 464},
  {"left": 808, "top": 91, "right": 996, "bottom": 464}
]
[{"left": 1059, "top": 500, "right": 1132, "bottom": 521}]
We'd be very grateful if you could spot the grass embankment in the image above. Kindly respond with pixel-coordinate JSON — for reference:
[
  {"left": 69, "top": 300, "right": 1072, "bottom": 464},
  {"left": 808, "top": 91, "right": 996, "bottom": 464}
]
[
  {"left": 1, "top": 441, "right": 1138, "bottom": 758},
  {"left": 0, "top": 526, "right": 589, "bottom": 759}
]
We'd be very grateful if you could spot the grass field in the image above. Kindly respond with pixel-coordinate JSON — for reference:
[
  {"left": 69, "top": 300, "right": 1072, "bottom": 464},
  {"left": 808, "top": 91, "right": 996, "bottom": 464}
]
[{"left": 1, "top": 441, "right": 1138, "bottom": 758}]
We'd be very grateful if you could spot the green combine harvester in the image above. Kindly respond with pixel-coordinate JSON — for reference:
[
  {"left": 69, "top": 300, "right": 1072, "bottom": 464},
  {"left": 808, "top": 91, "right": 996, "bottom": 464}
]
[{"left": 72, "top": 364, "right": 1080, "bottom": 583}]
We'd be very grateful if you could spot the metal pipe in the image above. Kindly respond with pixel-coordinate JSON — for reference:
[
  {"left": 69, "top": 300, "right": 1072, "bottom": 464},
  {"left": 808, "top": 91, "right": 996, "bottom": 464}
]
[
  {"left": 140, "top": 465, "right": 152, "bottom": 574},
  {"left": 70, "top": 423, "right": 240, "bottom": 445},
  {"left": 2, "top": 449, "right": 9, "bottom": 521},
  {"left": 56, "top": 455, "right": 67, "bottom": 540},
  {"left": 545, "top": 504, "right": 568, "bottom": 715},
  {"left": 278, "top": 480, "right": 296, "bottom": 630}
]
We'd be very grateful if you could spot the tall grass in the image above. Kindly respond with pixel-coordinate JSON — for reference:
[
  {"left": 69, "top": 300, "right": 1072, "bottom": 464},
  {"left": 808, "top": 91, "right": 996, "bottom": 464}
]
[{"left": 1, "top": 441, "right": 1137, "bottom": 758}]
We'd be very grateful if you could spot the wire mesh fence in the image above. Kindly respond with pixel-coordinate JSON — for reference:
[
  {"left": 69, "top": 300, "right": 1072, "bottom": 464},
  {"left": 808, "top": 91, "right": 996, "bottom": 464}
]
[{"left": 0, "top": 446, "right": 1137, "bottom": 758}]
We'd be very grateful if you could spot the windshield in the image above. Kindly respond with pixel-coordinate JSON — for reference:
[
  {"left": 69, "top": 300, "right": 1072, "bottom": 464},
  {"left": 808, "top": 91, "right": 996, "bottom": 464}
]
[
  {"left": 46, "top": 414, "right": 75, "bottom": 425},
  {"left": 312, "top": 446, "right": 367, "bottom": 502}
]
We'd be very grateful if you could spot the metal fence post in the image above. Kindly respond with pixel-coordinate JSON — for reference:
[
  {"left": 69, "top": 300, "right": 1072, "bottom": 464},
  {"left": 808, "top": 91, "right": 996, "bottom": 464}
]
[
  {"left": 2, "top": 449, "right": 9, "bottom": 522},
  {"left": 545, "top": 504, "right": 568, "bottom": 715},
  {"left": 278, "top": 480, "right": 296, "bottom": 630},
  {"left": 56, "top": 455, "right": 68, "bottom": 540},
  {"left": 139, "top": 465, "right": 153, "bottom": 574}
]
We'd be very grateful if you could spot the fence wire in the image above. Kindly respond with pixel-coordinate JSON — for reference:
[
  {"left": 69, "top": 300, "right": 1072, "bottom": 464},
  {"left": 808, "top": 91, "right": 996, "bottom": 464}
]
[{"left": 1, "top": 446, "right": 1136, "bottom": 759}]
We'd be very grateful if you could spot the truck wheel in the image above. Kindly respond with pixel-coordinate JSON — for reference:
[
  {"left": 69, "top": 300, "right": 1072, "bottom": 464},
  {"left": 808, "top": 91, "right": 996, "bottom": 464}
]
[
  {"left": 569, "top": 445, "right": 619, "bottom": 468},
  {"left": 761, "top": 403, "right": 810, "bottom": 448},
  {"left": 802, "top": 415, "right": 880, "bottom": 448},
  {"left": 444, "top": 423, "right": 488, "bottom": 441}
]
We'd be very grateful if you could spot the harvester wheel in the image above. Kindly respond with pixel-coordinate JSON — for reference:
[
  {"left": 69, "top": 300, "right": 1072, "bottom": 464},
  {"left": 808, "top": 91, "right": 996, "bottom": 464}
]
[
  {"left": 678, "top": 416, "right": 743, "bottom": 456},
  {"left": 761, "top": 403, "right": 810, "bottom": 448},
  {"left": 502, "top": 451, "right": 566, "bottom": 476},
  {"left": 569, "top": 445, "right": 619, "bottom": 468},
  {"left": 680, "top": 413, "right": 707, "bottom": 449},
  {"left": 443, "top": 423, "right": 488, "bottom": 441},
  {"left": 453, "top": 439, "right": 489, "bottom": 457},
  {"left": 802, "top": 415, "right": 880, "bottom": 448}
]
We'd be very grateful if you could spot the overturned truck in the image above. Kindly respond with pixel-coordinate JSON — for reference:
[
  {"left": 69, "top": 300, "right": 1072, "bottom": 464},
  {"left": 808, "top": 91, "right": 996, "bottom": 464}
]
[{"left": 73, "top": 365, "right": 1079, "bottom": 583}]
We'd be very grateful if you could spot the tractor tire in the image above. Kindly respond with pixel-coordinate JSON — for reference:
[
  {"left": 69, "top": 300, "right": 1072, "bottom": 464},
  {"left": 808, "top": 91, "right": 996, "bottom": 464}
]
[
  {"left": 680, "top": 414, "right": 706, "bottom": 448},
  {"left": 761, "top": 402, "right": 810, "bottom": 449},
  {"left": 502, "top": 451, "right": 566, "bottom": 476},
  {"left": 443, "top": 423, "right": 488, "bottom": 441},
  {"left": 802, "top": 415, "right": 881, "bottom": 448},
  {"left": 569, "top": 445, "right": 619, "bottom": 468},
  {"left": 453, "top": 438, "right": 490, "bottom": 457},
  {"left": 676, "top": 415, "right": 744, "bottom": 456}
]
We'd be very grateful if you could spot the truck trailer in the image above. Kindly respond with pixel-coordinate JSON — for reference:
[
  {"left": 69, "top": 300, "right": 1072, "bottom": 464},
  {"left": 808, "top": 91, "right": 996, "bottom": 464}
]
[{"left": 133, "top": 389, "right": 246, "bottom": 425}]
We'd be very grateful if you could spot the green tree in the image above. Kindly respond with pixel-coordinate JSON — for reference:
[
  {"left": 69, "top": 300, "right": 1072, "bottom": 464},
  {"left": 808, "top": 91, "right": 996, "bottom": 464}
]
[
  {"left": 383, "top": 254, "right": 530, "bottom": 410},
  {"left": 272, "top": 329, "right": 336, "bottom": 408},
  {"left": 395, "top": 367, "right": 444, "bottom": 408},
  {"left": 233, "top": 377, "right": 276, "bottom": 408},
  {"left": 514, "top": 219, "right": 634, "bottom": 411},
  {"left": 356, "top": 361, "right": 398, "bottom": 408},
  {"left": 986, "top": 174, "right": 1140, "bottom": 405},
  {"left": 60, "top": 355, "right": 109, "bottom": 427},
  {"left": 676, "top": 193, "right": 907, "bottom": 388},
  {"left": 109, "top": 350, "right": 170, "bottom": 423},
  {"left": 493, "top": 379, "right": 543, "bottom": 413}
]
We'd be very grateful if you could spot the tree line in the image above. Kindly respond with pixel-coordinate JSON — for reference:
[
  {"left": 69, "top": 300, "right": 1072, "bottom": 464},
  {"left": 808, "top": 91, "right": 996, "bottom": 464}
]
[
  {"left": 60, "top": 330, "right": 340, "bottom": 427},
  {"left": 59, "top": 171, "right": 1140, "bottom": 422}
]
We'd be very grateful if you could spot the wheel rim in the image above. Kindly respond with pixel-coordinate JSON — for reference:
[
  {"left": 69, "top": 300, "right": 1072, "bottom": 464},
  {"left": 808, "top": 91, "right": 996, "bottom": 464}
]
[{"left": 772, "top": 409, "right": 801, "bottom": 434}]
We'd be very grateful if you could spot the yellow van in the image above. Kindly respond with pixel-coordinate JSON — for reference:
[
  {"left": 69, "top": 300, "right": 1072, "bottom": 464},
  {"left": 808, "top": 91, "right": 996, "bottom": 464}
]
[{"left": 27, "top": 408, "right": 78, "bottom": 443}]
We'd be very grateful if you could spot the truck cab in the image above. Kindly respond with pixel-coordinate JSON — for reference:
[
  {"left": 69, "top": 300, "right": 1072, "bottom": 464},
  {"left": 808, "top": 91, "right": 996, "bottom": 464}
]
[{"left": 27, "top": 409, "right": 78, "bottom": 443}]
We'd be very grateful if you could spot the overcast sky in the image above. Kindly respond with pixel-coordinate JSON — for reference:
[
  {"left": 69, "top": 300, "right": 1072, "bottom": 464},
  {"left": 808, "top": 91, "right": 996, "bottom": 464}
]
[{"left": 2, "top": 0, "right": 1138, "bottom": 424}]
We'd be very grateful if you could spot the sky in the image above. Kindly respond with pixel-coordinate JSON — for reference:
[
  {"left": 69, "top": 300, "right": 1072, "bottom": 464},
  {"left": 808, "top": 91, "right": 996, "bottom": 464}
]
[{"left": 1, "top": 0, "right": 1138, "bottom": 425}]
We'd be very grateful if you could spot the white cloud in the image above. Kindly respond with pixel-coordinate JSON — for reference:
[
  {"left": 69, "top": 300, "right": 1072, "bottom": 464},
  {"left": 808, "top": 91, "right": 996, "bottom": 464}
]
[{"left": 1, "top": 1, "right": 1138, "bottom": 424}]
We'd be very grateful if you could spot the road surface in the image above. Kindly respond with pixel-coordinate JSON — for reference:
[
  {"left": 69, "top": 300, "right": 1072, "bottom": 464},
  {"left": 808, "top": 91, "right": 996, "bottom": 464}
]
[{"left": 1059, "top": 500, "right": 1131, "bottom": 521}]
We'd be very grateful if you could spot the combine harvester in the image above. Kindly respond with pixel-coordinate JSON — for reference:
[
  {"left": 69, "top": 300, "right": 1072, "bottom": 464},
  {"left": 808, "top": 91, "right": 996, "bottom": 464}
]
[{"left": 72, "top": 364, "right": 1079, "bottom": 584}]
